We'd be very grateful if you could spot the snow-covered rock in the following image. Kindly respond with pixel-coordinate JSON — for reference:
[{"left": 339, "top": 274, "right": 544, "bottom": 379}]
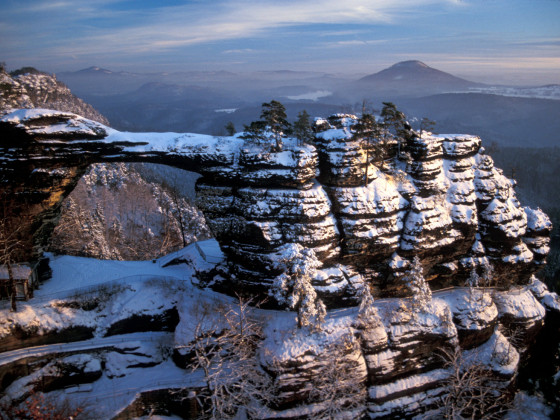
[{"left": 0, "top": 109, "right": 552, "bottom": 304}]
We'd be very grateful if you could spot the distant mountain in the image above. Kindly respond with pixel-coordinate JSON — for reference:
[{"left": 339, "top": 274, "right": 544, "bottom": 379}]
[
  {"left": 58, "top": 67, "right": 149, "bottom": 96},
  {"left": 352, "top": 60, "right": 482, "bottom": 98}
]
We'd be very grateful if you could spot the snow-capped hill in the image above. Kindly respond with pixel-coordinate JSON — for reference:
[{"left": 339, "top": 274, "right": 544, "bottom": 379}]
[{"left": 0, "top": 66, "right": 109, "bottom": 125}]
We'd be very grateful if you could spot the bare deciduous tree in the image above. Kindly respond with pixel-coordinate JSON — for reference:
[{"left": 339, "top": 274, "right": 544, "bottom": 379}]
[
  {"left": 182, "top": 296, "right": 274, "bottom": 419},
  {"left": 0, "top": 196, "right": 29, "bottom": 311},
  {"left": 308, "top": 332, "right": 367, "bottom": 420},
  {"left": 435, "top": 346, "right": 512, "bottom": 419}
]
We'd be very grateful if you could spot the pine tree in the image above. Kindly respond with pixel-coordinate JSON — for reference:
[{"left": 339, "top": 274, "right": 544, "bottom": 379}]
[
  {"left": 466, "top": 268, "right": 480, "bottom": 289},
  {"left": 271, "top": 243, "right": 326, "bottom": 330},
  {"left": 225, "top": 121, "right": 235, "bottom": 136},
  {"left": 419, "top": 117, "right": 436, "bottom": 135},
  {"left": 260, "top": 100, "right": 291, "bottom": 151},
  {"left": 482, "top": 261, "right": 494, "bottom": 287},
  {"left": 381, "top": 101, "right": 410, "bottom": 156},
  {"left": 241, "top": 120, "right": 267, "bottom": 144},
  {"left": 293, "top": 110, "right": 313, "bottom": 145},
  {"left": 357, "top": 283, "right": 381, "bottom": 328},
  {"left": 404, "top": 256, "right": 432, "bottom": 312},
  {"left": 352, "top": 111, "right": 384, "bottom": 184}
]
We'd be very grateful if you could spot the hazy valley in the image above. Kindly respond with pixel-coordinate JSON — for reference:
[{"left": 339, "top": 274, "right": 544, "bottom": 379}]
[{"left": 1, "top": 60, "right": 559, "bottom": 419}]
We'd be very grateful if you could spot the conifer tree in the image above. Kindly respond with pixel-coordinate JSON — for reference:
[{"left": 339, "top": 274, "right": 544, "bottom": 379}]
[
  {"left": 271, "top": 243, "right": 326, "bottom": 330},
  {"left": 357, "top": 282, "right": 381, "bottom": 328},
  {"left": 260, "top": 100, "right": 291, "bottom": 151},
  {"left": 225, "top": 121, "right": 235, "bottom": 136},
  {"left": 404, "top": 256, "right": 432, "bottom": 312},
  {"left": 241, "top": 120, "right": 267, "bottom": 144},
  {"left": 482, "top": 261, "right": 495, "bottom": 287},
  {"left": 419, "top": 117, "right": 436, "bottom": 135},
  {"left": 293, "top": 110, "right": 313, "bottom": 145},
  {"left": 352, "top": 111, "right": 384, "bottom": 184},
  {"left": 381, "top": 101, "right": 410, "bottom": 156}
]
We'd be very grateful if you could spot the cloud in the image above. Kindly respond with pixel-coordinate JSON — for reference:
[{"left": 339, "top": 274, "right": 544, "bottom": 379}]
[
  {"left": 324, "top": 39, "right": 390, "bottom": 47},
  {"left": 16, "top": 0, "right": 462, "bottom": 57},
  {"left": 223, "top": 49, "right": 257, "bottom": 54}
]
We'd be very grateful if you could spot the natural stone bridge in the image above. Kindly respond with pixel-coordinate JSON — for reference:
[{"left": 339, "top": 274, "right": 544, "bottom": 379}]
[{"left": 0, "top": 109, "right": 551, "bottom": 302}]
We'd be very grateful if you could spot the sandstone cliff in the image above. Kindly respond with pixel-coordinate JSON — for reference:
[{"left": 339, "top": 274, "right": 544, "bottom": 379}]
[
  {"left": 0, "top": 109, "right": 551, "bottom": 300},
  {"left": 0, "top": 108, "right": 558, "bottom": 418}
]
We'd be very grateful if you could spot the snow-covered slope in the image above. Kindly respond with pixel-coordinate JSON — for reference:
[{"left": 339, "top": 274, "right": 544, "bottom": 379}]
[
  {"left": 0, "top": 245, "right": 558, "bottom": 419},
  {"left": 50, "top": 162, "right": 210, "bottom": 261},
  {"left": 0, "top": 67, "right": 108, "bottom": 125}
]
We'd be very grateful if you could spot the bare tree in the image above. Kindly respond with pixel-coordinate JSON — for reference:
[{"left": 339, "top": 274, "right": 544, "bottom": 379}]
[
  {"left": 0, "top": 391, "right": 86, "bottom": 420},
  {"left": 307, "top": 332, "right": 367, "bottom": 420},
  {"left": 435, "top": 346, "right": 512, "bottom": 419},
  {"left": 0, "top": 196, "right": 29, "bottom": 311},
  {"left": 182, "top": 296, "right": 274, "bottom": 419}
]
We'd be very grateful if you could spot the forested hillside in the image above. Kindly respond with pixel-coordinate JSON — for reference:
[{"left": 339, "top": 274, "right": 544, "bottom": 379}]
[{"left": 49, "top": 162, "right": 209, "bottom": 260}]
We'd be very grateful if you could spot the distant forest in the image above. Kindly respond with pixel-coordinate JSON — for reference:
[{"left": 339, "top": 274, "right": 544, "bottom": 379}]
[{"left": 492, "top": 146, "right": 560, "bottom": 291}]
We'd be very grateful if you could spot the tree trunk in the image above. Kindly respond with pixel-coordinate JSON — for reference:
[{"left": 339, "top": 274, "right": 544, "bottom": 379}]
[{"left": 7, "top": 261, "right": 17, "bottom": 312}]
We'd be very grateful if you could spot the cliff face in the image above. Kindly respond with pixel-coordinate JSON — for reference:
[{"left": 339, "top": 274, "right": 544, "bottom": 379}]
[
  {"left": 0, "top": 108, "right": 559, "bottom": 418},
  {"left": 0, "top": 109, "right": 551, "bottom": 299},
  {"left": 0, "top": 68, "right": 109, "bottom": 125},
  {"left": 196, "top": 114, "right": 551, "bottom": 302}
]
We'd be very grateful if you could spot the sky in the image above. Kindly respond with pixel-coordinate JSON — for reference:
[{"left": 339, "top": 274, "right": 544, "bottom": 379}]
[{"left": 1, "top": 0, "right": 559, "bottom": 84}]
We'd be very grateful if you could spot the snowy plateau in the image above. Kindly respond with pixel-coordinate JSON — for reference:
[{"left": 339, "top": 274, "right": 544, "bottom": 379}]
[{"left": 1, "top": 103, "right": 560, "bottom": 419}]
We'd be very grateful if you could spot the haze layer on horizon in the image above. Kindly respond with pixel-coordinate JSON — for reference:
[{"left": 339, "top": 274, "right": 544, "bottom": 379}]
[{"left": 1, "top": 0, "right": 559, "bottom": 85}]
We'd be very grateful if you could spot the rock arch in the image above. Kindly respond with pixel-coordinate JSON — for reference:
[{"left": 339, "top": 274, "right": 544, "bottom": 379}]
[{"left": 0, "top": 109, "right": 551, "bottom": 302}]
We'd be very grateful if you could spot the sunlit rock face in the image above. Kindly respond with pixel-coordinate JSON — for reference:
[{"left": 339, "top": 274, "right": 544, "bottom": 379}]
[
  {"left": 1, "top": 108, "right": 558, "bottom": 419},
  {"left": 0, "top": 109, "right": 551, "bottom": 302},
  {"left": 310, "top": 114, "right": 550, "bottom": 298}
]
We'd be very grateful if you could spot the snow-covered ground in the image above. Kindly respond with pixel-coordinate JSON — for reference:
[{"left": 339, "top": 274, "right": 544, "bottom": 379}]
[
  {"left": 37, "top": 239, "right": 224, "bottom": 296},
  {"left": 0, "top": 240, "right": 557, "bottom": 419},
  {"left": 456, "top": 84, "right": 560, "bottom": 100}
]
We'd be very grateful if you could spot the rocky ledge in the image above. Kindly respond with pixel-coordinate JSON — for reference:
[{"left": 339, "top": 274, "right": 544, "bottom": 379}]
[{"left": 0, "top": 109, "right": 552, "bottom": 304}]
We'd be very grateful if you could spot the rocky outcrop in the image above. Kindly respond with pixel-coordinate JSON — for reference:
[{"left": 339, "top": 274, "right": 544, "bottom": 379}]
[
  {"left": 0, "top": 109, "right": 552, "bottom": 303},
  {"left": 255, "top": 287, "right": 549, "bottom": 419},
  {"left": 0, "top": 241, "right": 558, "bottom": 419},
  {"left": 1, "top": 103, "right": 558, "bottom": 419},
  {"left": 0, "top": 68, "right": 108, "bottom": 125}
]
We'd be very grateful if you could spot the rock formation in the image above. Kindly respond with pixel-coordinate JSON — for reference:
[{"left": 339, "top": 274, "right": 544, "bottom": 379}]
[
  {"left": 0, "top": 67, "right": 108, "bottom": 125},
  {"left": 0, "top": 109, "right": 552, "bottom": 302},
  {"left": 0, "top": 107, "right": 558, "bottom": 418}
]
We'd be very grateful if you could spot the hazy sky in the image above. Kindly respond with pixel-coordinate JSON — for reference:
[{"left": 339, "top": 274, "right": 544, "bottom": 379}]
[{"left": 1, "top": 0, "right": 559, "bottom": 84}]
